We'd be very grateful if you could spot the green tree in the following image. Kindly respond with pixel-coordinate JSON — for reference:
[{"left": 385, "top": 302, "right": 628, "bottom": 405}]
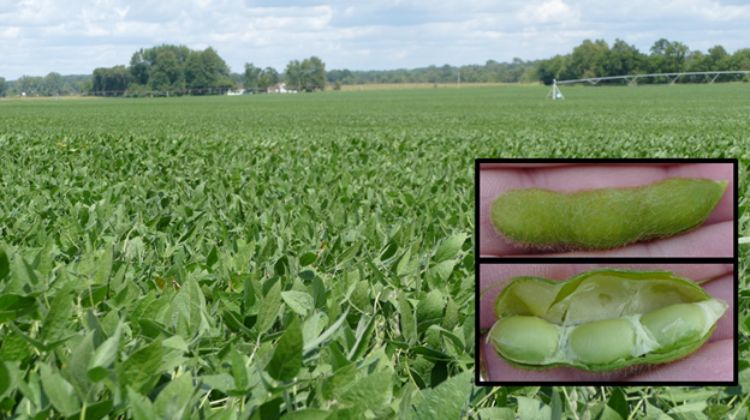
[
  {"left": 244, "top": 63, "right": 262, "bottom": 92},
  {"left": 649, "top": 38, "right": 689, "bottom": 73},
  {"left": 567, "top": 39, "right": 610, "bottom": 79},
  {"left": 92, "top": 66, "right": 132, "bottom": 96},
  {"left": 285, "top": 60, "right": 303, "bottom": 91},
  {"left": 302, "top": 56, "right": 326, "bottom": 91},
  {"left": 185, "top": 48, "right": 233, "bottom": 93},
  {"left": 43, "top": 72, "right": 64, "bottom": 96},
  {"left": 536, "top": 55, "right": 568, "bottom": 85},
  {"left": 0, "top": 77, "right": 6, "bottom": 97},
  {"left": 606, "top": 39, "right": 645, "bottom": 77},
  {"left": 707, "top": 45, "right": 730, "bottom": 70},
  {"left": 16, "top": 76, "right": 44, "bottom": 96},
  {"left": 258, "top": 67, "right": 280, "bottom": 91},
  {"left": 150, "top": 49, "right": 183, "bottom": 93}
]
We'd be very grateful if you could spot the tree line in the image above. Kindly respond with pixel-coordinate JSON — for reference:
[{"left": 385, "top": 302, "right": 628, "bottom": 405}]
[
  {"left": 537, "top": 38, "right": 750, "bottom": 84},
  {"left": 2, "top": 38, "right": 749, "bottom": 97}
]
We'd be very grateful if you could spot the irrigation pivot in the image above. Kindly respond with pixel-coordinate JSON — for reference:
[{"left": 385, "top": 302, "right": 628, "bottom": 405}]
[
  {"left": 547, "top": 79, "right": 565, "bottom": 101},
  {"left": 549, "top": 70, "right": 750, "bottom": 98}
]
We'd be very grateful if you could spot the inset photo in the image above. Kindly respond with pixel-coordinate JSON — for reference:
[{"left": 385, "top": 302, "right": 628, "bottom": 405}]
[
  {"left": 476, "top": 263, "right": 736, "bottom": 385},
  {"left": 476, "top": 160, "right": 736, "bottom": 258}
]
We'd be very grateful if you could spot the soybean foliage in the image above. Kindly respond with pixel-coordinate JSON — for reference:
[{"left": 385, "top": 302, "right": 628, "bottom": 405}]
[{"left": 0, "top": 84, "right": 749, "bottom": 419}]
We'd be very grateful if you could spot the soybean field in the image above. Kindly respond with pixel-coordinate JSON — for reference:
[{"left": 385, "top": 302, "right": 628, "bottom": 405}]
[{"left": 0, "top": 84, "right": 749, "bottom": 418}]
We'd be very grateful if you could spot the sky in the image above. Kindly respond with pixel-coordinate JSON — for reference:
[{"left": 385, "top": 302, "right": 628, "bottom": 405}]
[{"left": 1, "top": 0, "right": 750, "bottom": 79}]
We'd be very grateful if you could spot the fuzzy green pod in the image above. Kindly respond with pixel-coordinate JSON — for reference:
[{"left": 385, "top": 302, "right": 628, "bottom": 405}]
[
  {"left": 487, "top": 269, "right": 727, "bottom": 372},
  {"left": 490, "top": 178, "right": 727, "bottom": 250}
]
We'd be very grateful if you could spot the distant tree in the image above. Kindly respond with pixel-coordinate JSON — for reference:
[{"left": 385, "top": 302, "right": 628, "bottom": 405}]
[
  {"left": 731, "top": 48, "right": 750, "bottom": 70},
  {"left": 285, "top": 60, "right": 303, "bottom": 91},
  {"left": 0, "top": 77, "right": 6, "bottom": 97},
  {"left": 567, "top": 39, "right": 610, "bottom": 79},
  {"left": 284, "top": 57, "right": 325, "bottom": 92},
  {"left": 185, "top": 47, "right": 233, "bottom": 93},
  {"left": 606, "top": 39, "right": 645, "bottom": 76},
  {"left": 649, "top": 38, "right": 689, "bottom": 73},
  {"left": 43, "top": 72, "right": 64, "bottom": 96},
  {"left": 536, "top": 55, "right": 568, "bottom": 85},
  {"left": 92, "top": 66, "right": 131, "bottom": 95},
  {"left": 707, "top": 45, "right": 730, "bottom": 70},
  {"left": 16, "top": 76, "right": 45, "bottom": 96},
  {"left": 258, "top": 67, "right": 280, "bottom": 91},
  {"left": 244, "top": 63, "right": 262, "bottom": 92},
  {"left": 302, "top": 56, "right": 326, "bottom": 91},
  {"left": 129, "top": 50, "right": 151, "bottom": 85},
  {"left": 150, "top": 49, "right": 183, "bottom": 92}
]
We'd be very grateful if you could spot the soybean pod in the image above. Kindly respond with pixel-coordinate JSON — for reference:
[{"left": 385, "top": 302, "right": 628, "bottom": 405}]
[
  {"left": 490, "top": 178, "right": 727, "bottom": 250},
  {"left": 487, "top": 269, "right": 727, "bottom": 372}
]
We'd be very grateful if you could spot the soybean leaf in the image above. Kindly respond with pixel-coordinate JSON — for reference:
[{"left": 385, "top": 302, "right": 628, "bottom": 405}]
[
  {"left": 477, "top": 407, "right": 514, "bottom": 420},
  {"left": 303, "top": 308, "right": 349, "bottom": 356},
  {"left": 283, "top": 409, "right": 331, "bottom": 420},
  {"left": 267, "top": 316, "right": 302, "bottom": 382},
  {"left": 128, "top": 387, "right": 157, "bottom": 420},
  {"left": 171, "top": 276, "right": 211, "bottom": 338},
  {"left": 257, "top": 280, "right": 281, "bottom": 334},
  {"left": 339, "top": 370, "right": 393, "bottom": 412},
  {"left": 118, "top": 340, "right": 164, "bottom": 394},
  {"left": 434, "top": 233, "right": 467, "bottom": 263},
  {"left": 68, "top": 332, "right": 95, "bottom": 395},
  {"left": 229, "top": 349, "right": 248, "bottom": 390},
  {"left": 416, "top": 289, "right": 445, "bottom": 332},
  {"left": 0, "top": 295, "right": 36, "bottom": 323},
  {"left": 42, "top": 286, "right": 74, "bottom": 341},
  {"left": 154, "top": 373, "right": 194, "bottom": 419},
  {"left": 206, "top": 245, "right": 219, "bottom": 268},
  {"left": 608, "top": 387, "right": 628, "bottom": 419},
  {"left": 12, "top": 254, "right": 38, "bottom": 287},
  {"left": 516, "top": 396, "right": 552, "bottom": 420},
  {"left": 201, "top": 374, "right": 235, "bottom": 394},
  {"left": 88, "top": 322, "right": 123, "bottom": 382},
  {"left": 0, "top": 361, "right": 11, "bottom": 398},
  {"left": 39, "top": 364, "right": 80, "bottom": 417},
  {"left": 411, "top": 371, "right": 472, "bottom": 420},
  {"left": 395, "top": 248, "right": 412, "bottom": 276},
  {"left": 0, "top": 248, "right": 9, "bottom": 282},
  {"left": 299, "top": 252, "right": 317, "bottom": 266},
  {"left": 94, "top": 244, "right": 113, "bottom": 284},
  {"left": 281, "top": 290, "right": 314, "bottom": 316},
  {"left": 398, "top": 292, "right": 417, "bottom": 344},
  {"left": 427, "top": 259, "right": 458, "bottom": 283}
]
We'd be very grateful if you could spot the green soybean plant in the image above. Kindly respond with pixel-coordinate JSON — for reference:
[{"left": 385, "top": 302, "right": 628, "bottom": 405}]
[
  {"left": 490, "top": 178, "right": 727, "bottom": 250},
  {"left": 488, "top": 269, "right": 727, "bottom": 372}
]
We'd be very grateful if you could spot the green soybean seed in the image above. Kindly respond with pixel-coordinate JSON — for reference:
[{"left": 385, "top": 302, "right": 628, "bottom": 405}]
[
  {"left": 569, "top": 319, "right": 634, "bottom": 365},
  {"left": 488, "top": 269, "right": 727, "bottom": 371},
  {"left": 489, "top": 316, "right": 559, "bottom": 363},
  {"left": 490, "top": 178, "right": 727, "bottom": 250}
]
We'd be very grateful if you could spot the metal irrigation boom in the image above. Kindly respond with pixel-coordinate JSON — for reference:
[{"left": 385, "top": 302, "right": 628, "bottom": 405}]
[{"left": 556, "top": 70, "right": 750, "bottom": 86}]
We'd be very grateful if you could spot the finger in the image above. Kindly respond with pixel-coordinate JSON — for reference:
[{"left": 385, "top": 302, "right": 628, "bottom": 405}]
[
  {"left": 702, "top": 273, "right": 734, "bottom": 341},
  {"left": 625, "top": 340, "right": 734, "bottom": 382},
  {"left": 526, "top": 221, "right": 733, "bottom": 258}
]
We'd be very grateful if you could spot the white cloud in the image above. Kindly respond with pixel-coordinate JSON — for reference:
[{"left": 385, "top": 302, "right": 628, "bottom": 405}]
[
  {"left": 0, "top": 0, "right": 749, "bottom": 79},
  {"left": 518, "top": 0, "right": 579, "bottom": 25}
]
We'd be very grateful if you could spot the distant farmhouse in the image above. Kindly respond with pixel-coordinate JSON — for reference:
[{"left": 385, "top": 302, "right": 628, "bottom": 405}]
[
  {"left": 226, "top": 88, "right": 245, "bottom": 96},
  {"left": 267, "top": 83, "right": 297, "bottom": 94}
]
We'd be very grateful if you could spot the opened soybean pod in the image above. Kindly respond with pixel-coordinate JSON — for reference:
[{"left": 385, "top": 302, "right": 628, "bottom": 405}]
[
  {"left": 487, "top": 269, "right": 728, "bottom": 372},
  {"left": 490, "top": 178, "right": 727, "bottom": 250}
]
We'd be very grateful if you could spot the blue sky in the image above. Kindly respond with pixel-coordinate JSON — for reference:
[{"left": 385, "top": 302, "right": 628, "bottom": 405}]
[{"left": 1, "top": 0, "right": 749, "bottom": 79}]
